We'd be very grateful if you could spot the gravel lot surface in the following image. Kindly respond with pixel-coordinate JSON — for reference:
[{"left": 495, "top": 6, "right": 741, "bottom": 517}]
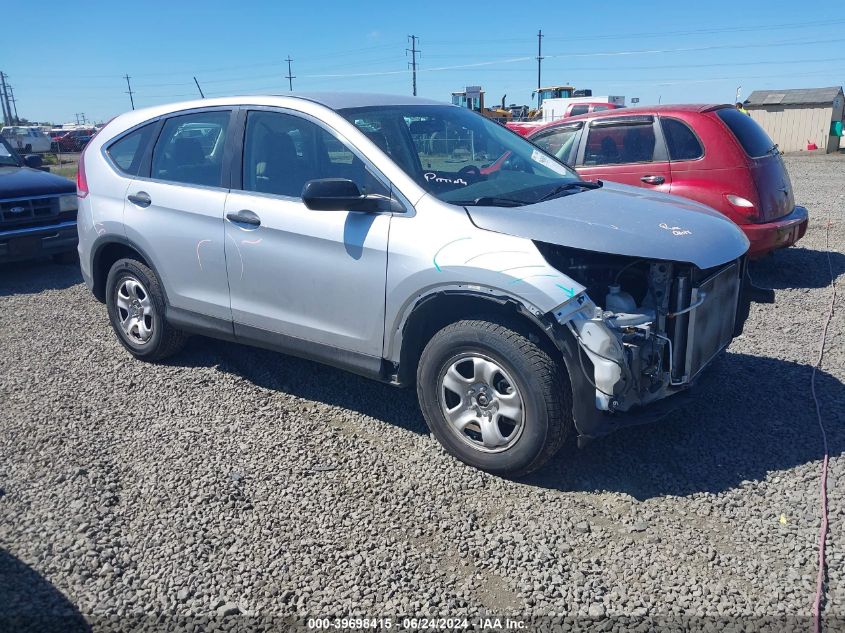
[{"left": 1, "top": 155, "right": 843, "bottom": 631}]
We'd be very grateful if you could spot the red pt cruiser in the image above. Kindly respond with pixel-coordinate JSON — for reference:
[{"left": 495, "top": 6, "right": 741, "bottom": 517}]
[{"left": 506, "top": 105, "right": 808, "bottom": 257}]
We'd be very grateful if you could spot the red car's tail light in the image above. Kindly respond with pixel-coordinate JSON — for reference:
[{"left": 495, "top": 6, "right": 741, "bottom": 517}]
[
  {"left": 76, "top": 149, "right": 89, "bottom": 198},
  {"left": 725, "top": 194, "right": 760, "bottom": 223}
]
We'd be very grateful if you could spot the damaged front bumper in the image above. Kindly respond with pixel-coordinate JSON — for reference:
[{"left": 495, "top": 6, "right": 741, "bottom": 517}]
[{"left": 548, "top": 258, "right": 751, "bottom": 444}]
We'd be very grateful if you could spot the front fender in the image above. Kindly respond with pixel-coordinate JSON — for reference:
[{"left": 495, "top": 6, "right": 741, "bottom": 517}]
[{"left": 383, "top": 232, "right": 587, "bottom": 364}]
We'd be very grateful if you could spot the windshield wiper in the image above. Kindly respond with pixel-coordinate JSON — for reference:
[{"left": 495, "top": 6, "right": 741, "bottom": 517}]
[
  {"left": 453, "top": 196, "right": 526, "bottom": 208},
  {"left": 536, "top": 180, "right": 603, "bottom": 203}
]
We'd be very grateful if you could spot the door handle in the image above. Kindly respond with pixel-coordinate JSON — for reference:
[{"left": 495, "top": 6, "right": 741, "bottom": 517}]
[
  {"left": 640, "top": 175, "right": 665, "bottom": 185},
  {"left": 127, "top": 191, "right": 151, "bottom": 207},
  {"left": 226, "top": 209, "right": 261, "bottom": 226}
]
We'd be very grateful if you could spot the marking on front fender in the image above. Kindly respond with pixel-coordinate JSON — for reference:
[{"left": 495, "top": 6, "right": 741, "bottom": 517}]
[
  {"left": 556, "top": 284, "right": 576, "bottom": 298},
  {"left": 433, "top": 237, "right": 472, "bottom": 272}
]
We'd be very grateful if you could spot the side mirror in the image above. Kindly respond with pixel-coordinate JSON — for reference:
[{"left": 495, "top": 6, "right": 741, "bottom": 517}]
[
  {"left": 301, "top": 178, "right": 403, "bottom": 213},
  {"left": 24, "top": 154, "right": 43, "bottom": 169}
]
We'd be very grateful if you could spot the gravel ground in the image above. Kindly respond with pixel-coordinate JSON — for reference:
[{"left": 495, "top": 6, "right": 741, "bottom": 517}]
[{"left": 1, "top": 154, "right": 843, "bottom": 631}]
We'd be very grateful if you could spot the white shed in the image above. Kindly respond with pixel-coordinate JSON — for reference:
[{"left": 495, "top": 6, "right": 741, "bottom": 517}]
[{"left": 745, "top": 86, "right": 844, "bottom": 153}]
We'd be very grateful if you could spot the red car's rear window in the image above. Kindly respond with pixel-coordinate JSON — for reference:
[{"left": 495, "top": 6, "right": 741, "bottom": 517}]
[{"left": 716, "top": 108, "right": 775, "bottom": 158}]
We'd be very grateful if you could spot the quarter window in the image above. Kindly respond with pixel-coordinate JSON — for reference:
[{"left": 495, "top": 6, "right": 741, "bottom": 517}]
[
  {"left": 151, "top": 111, "right": 230, "bottom": 187},
  {"left": 107, "top": 123, "right": 156, "bottom": 176},
  {"left": 241, "top": 111, "right": 388, "bottom": 198},
  {"left": 531, "top": 126, "right": 581, "bottom": 164},
  {"left": 661, "top": 118, "right": 703, "bottom": 161},
  {"left": 583, "top": 121, "right": 656, "bottom": 165}
]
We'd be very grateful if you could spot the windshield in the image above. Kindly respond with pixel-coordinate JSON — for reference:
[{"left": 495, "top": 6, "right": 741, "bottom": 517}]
[
  {"left": 337, "top": 105, "right": 583, "bottom": 206},
  {"left": 0, "top": 138, "right": 20, "bottom": 166}
]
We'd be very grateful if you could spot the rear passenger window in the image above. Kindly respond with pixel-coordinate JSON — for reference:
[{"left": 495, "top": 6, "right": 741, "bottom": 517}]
[
  {"left": 661, "top": 118, "right": 703, "bottom": 161},
  {"left": 107, "top": 123, "right": 156, "bottom": 175},
  {"left": 584, "top": 120, "right": 656, "bottom": 165},
  {"left": 569, "top": 105, "right": 589, "bottom": 116},
  {"left": 241, "top": 111, "right": 388, "bottom": 199},
  {"left": 151, "top": 111, "right": 230, "bottom": 187}
]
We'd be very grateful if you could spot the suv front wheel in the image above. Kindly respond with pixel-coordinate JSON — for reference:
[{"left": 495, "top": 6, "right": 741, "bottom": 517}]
[
  {"left": 105, "top": 258, "right": 186, "bottom": 361},
  {"left": 417, "top": 319, "right": 572, "bottom": 476}
]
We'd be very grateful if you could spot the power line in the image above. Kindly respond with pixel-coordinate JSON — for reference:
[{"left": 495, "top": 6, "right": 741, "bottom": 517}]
[
  {"left": 285, "top": 56, "right": 295, "bottom": 91},
  {"left": 13, "top": 46, "right": 843, "bottom": 102},
  {"left": 20, "top": 33, "right": 840, "bottom": 96},
  {"left": 420, "top": 17, "right": 845, "bottom": 46},
  {"left": 12, "top": 15, "right": 845, "bottom": 86},
  {"left": 406, "top": 35, "right": 420, "bottom": 96},
  {"left": 124, "top": 74, "right": 135, "bottom": 110}
]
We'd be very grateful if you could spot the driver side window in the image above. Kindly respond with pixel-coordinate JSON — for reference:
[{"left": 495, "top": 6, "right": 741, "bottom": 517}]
[{"left": 241, "top": 111, "right": 389, "bottom": 199}]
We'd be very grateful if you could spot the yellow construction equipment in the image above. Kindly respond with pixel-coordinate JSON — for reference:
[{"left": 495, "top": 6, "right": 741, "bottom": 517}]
[{"left": 451, "top": 86, "right": 511, "bottom": 122}]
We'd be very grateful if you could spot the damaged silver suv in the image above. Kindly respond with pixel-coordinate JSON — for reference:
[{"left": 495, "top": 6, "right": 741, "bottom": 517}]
[{"left": 77, "top": 94, "right": 751, "bottom": 475}]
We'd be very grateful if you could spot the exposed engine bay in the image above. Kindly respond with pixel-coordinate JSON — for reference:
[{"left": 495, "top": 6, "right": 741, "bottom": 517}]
[{"left": 536, "top": 242, "right": 746, "bottom": 414}]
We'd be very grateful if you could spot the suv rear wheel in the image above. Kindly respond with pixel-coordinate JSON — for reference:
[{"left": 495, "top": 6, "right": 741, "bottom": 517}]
[
  {"left": 417, "top": 319, "right": 572, "bottom": 476},
  {"left": 105, "top": 258, "right": 186, "bottom": 361}
]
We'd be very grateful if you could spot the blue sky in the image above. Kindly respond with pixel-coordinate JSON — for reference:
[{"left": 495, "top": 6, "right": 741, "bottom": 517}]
[{"left": 3, "top": 0, "right": 843, "bottom": 124}]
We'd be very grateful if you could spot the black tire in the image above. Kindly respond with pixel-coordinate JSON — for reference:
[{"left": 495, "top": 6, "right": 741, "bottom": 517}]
[
  {"left": 417, "top": 319, "right": 572, "bottom": 476},
  {"left": 105, "top": 258, "right": 186, "bottom": 361}
]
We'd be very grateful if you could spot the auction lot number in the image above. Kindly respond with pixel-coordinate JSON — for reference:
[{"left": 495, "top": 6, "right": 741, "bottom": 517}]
[{"left": 308, "top": 618, "right": 471, "bottom": 630}]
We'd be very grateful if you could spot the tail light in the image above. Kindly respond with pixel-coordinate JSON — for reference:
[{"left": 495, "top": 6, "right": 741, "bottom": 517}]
[
  {"left": 76, "top": 149, "right": 89, "bottom": 198},
  {"left": 76, "top": 117, "right": 115, "bottom": 199},
  {"left": 725, "top": 194, "right": 759, "bottom": 223}
]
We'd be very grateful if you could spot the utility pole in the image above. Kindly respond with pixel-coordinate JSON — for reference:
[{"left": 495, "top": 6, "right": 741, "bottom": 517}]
[
  {"left": 8, "top": 84, "right": 18, "bottom": 123},
  {"left": 406, "top": 35, "right": 420, "bottom": 96},
  {"left": 193, "top": 76, "right": 205, "bottom": 98},
  {"left": 124, "top": 74, "right": 135, "bottom": 110},
  {"left": 0, "top": 72, "right": 12, "bottom": 126},
  {"left": 536, "top": 29, "right": 544, "bottom": 108},
  {"left": 285, "top": 57, "right": 295, "bottom": 91}
]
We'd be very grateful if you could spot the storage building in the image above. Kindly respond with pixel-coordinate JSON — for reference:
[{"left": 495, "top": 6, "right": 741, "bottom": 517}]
[{"left": 745, "top": 86, "right": 844, "bottom": 153}]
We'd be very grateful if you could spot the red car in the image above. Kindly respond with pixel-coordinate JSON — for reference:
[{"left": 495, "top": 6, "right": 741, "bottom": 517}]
[
  {"left": 51, "top": 129, "right": 96, "bottom": 152},
  {"left": 505, "top": 104, "right": 808, "bottom": 258}
]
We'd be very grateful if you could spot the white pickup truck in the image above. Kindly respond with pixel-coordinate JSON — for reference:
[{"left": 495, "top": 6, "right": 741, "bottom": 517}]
[{"left": 0, "top": 126, "right": 52, "bottom": 153}]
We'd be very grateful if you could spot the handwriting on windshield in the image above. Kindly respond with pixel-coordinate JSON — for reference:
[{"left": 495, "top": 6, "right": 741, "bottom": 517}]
[{"left": 424, "top": 172, "right": 468, "bottom": 187}]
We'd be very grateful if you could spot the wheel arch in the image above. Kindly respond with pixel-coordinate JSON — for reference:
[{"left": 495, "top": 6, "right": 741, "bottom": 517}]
[
  {"left": 90, "top": 235, "right": 161, "bottom": 303},
  {"left": 391, "top": 287, "right": 564, "bottom": 387}
]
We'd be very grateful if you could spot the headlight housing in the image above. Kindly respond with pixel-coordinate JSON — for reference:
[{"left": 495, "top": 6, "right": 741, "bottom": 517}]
[{"left": 59, "top": 194, "right": 78, "bottom": 212}]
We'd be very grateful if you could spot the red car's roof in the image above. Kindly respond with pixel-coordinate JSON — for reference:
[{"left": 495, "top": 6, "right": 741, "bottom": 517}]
[{"left": 525, "top": 103, "right": 734, "bottom": 136}]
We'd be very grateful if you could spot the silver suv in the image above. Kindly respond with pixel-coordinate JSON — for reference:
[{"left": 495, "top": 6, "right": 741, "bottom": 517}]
[{"left": 77, "top": 94, "right": 750, "bottom": 475}]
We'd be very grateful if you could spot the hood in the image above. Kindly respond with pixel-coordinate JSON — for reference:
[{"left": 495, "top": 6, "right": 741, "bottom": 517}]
[
  {"left": 0, "top": 166, "right": 76, "bottom": 199},
  {"left": 465, "top": 181, "right": 749, "bottom": 270}
]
